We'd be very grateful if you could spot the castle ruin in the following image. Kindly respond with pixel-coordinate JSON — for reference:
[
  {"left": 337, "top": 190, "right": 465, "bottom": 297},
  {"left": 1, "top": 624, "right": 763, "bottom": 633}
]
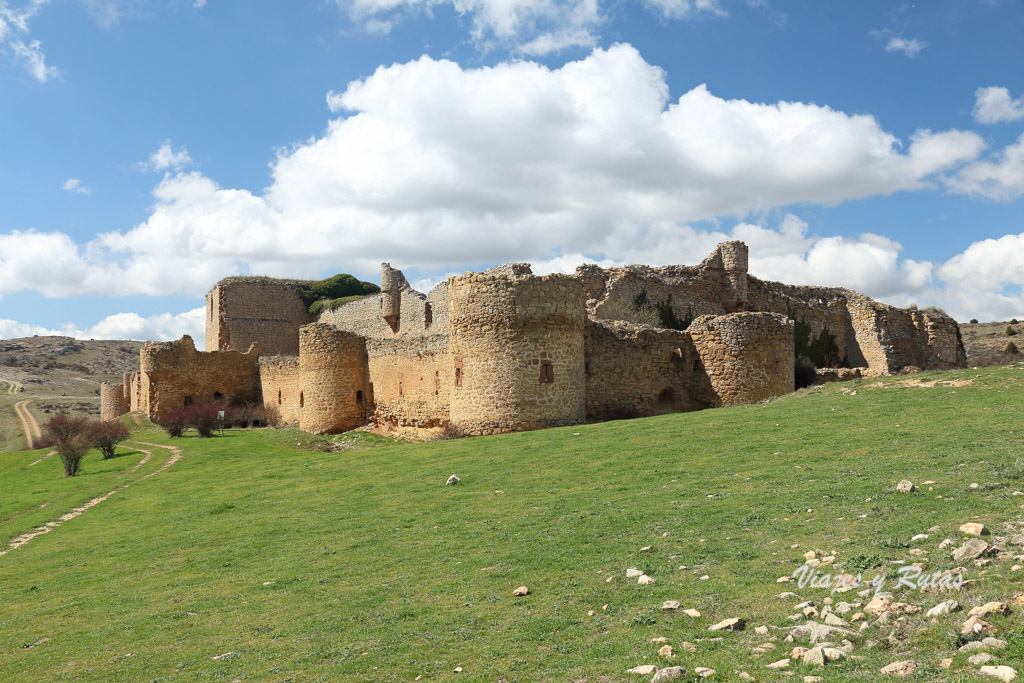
[{"left": 101, "top": 241, "right": 966, "bottom": 437}]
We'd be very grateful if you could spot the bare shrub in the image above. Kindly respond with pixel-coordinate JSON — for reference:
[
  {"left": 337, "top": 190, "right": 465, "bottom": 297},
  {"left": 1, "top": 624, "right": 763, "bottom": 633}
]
[
  {"left": 43, "top": 413, "right": 92, "bottom": 477},
  {"left": 89, "top": 420, "right": 131, "bottom": 459},
  {"left": 157, "top": 408, "right": 188, "bottom": 438}
]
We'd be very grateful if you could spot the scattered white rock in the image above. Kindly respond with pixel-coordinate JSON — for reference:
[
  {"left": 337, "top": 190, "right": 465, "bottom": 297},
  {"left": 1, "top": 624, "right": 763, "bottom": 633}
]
[
  {"left": 880, "top": 660, "right": 916, "bottom": 676},
  {"left": 638, "top": 574, "right": 656, "bottom": 585},
  {"left": 927, "top": 600, "right": 960, "bottom": 617},
  {"left": 682, "top": 608, "right": 701, "bottom": 618},
  {"left": 969, "top": 602, "right": 1009, "bottom": 618},
  {"left": 959, "top": 637, "right": 1008, "bottom": 653},
  {"left": 658, "top": 645, "right": 675, "bottom": 659},
  {"left": 962, "top": 615, "right": 995, "bottom": 636},
  {"left": 513, "top": 586, "right": 529, "bottom": 596},
  {"left": 979, "top": 665, "right": 1018, "bottom": 682},
  {"left": 709, "top": 617, "right": 745, "bottom": 632},
  {"left": 969, "top": 653, "right": 997, "bottom": 666},
  {"left": 896, "top": 480, "right": 915, "bottom": 493},
  {"left": 960, "top": 522, "right": 989, "bottom": 537},
  {"left": 662, "top": 600, "right": 682, "bottom": 611},
  {"left": 953, "top": 538, "right": 990, "bottom": 564},
  {"left": 627, "top": 665, "right": 658, "bottom": 675},
  {"left": 626, "top": 568, "right": 644, "bottom": 578},
  {"left": 445, "top": 474, "right": 460, "bottom": 485},
  {"left": 694, "top": 667, "right": 715, "bottom": 678},
  {"left": 651, "top": 665, "right": 686, "bottom": 682},
  {"left": 767, "top": 658, "right": 790, "bottom": 669}
]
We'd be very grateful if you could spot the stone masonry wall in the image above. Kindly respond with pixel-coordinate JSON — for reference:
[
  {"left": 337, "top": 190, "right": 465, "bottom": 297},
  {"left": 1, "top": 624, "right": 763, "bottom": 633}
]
[
  {"left": 583, "top": 319, "right": 715, "bottom": 420},
  {"left": 448, "top": 272, "right": 586, "bottom": 435},
  {"left": 689, "top": 313, "right": 795, "bottom": 406},
  {"left": 139, "top": 335, "right": 262, "bottom": 420},
  {"left": 319, "top": 277, "right": 449, "bottom": 340},
  {"left": 206, "top": 278, "right": 313, "bottom": 355},
  {"left": 747, "top": 279, "right": 867, "bottom": 368},
  {"left": 366, "top": 334, "right": 452, "bottom": 434},
  {"left": 298, "top": 323, "right": 368, "bottom": 434},
  {"left": 100, "top": 383, "right": 129, "bottom": 421},
  {"left": 259, "top": 356, "right": 301, "bottom": 424}
]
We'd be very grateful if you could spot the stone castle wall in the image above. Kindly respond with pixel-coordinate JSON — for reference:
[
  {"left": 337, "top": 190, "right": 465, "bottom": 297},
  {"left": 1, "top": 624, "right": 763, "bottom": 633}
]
[
  {"left": 259, "top": 356, "right": 301, "bottom": 424},
  {"left": 206, "top": 278, "right": 313, "bottom": 355},
  {"left": 139, "top": 335, "right": 262, "bottom": 420},
  {"left": 366, "top": 334, "right": 452, "bottom": 434},
  {"left": 99, "top": 383, "right": 129, "bottom": 421},
  {"left": 689, "top": 313, "right": 795, "bottom": 406},
  {"left": 448, "top": 272, "right": 586, "bottom": 435},
  {"left": 318, "top": 282, "right": 449, "bottom": 340},
  {"left": 583, "top": 320, "right": 715, "bottom": 420},
  {"left": 298, "top": 324, "right": 368, "bottom": 434},
  {"left": 128, "top": 239, "right": 965, "bottom": 438}
]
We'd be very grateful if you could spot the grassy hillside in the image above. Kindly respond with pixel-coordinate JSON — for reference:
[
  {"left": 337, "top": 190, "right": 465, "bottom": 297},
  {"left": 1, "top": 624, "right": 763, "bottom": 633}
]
[
  {"left": 1, "top": 366, "right": 1023, "bottom": 681},
  {"left": 0, "top": 336, "right": 144, "bottom": 451}
]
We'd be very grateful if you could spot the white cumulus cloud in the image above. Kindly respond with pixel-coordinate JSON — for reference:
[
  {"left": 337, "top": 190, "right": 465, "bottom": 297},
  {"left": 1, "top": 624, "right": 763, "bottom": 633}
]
[
  {"left": 885, "top": 36, "right": 927, "bottom": 58},
  {"left": 62, "top": 178, "right": 90, "bottom": 195},
  {"left": 0, "top": 44, "right": 1012, "bottom": 323},
  {"left": 973, "top": 86, "right": 1024, "bottom": 124},
  {"left": 143, "top": 142, "right": 193, "bottom": 172},
  {"left": 946, "top": 133, "right": 1024, "bottom": 201},
  {"left": 0, "top": 307, "right": 206, "bottom": 344}
]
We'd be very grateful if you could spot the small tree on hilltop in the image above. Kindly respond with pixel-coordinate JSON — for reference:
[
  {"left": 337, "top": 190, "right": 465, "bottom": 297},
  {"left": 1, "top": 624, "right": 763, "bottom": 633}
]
[
  {"left": 1006, "top": 341, "right": 1020, "bottom": 355},
  {"left": 969, "top": 318, "right": 979, "bottom": 324},
  {"left": 89, "top": 420, "right": 131, "bottom": 459},
  {"left": 43, "top": 413, "right": 92, "bottom": 477}
]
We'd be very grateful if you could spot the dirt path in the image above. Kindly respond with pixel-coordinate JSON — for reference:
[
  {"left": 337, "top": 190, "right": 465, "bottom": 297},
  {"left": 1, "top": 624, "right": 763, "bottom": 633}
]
[
  {"left": 1, "top": 378, "right": 24, "bottom": 395},
  {"left": 0, "top": 441, "right": 183, "bottom": 558},
  {"left": 13, "top": 400, "right": 42, "bottom": 449},
  {"left": 28, "top": 450, "right": 56, "bottom": 467}
]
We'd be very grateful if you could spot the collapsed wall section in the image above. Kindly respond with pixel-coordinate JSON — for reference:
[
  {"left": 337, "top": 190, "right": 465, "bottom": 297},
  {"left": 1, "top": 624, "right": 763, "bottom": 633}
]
[
  {"left": 206, "top": 277, "right": 313, "bottom": 355},
  {"left": 689, "top": 313, "right": 795, "bottom": 406},
  {"left": 139, "top": 335, "right": 262, "bottom": 420},
  {"left": 448, "top": 272, "right": 586, "bottom": 435},
  {"left": 583, "top": 320, "right": 715, "bottom": 420},
  {"left": 259, "top": 356, "right": 301, "bottom": 424},
  {"left": 298, "top": 323, "right": 368, "bottom": 434},
  {"left": 318, "top": 264, "right": 449, "bottom": 340}
]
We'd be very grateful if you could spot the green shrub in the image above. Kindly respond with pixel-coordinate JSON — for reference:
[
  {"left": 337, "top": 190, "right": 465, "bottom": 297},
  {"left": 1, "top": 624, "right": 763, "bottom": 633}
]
[
  {"left": 1007, "top": 326, "right": 1018, "bottom": 336},
  {"left": 1006, "top": 341, "right": 1020, "bottom": 355},
  {"left": 308, "top": 295, "right": 367, "bottom": 316},
  {"left": 969, "top": 318, "right": 979, "bottom": 324},
  {"left": 299, "top": 274, "right": 379, "bottom": 314},
  {"left": 1011, "top": 318, "right": 1019, "bottom": 324}
]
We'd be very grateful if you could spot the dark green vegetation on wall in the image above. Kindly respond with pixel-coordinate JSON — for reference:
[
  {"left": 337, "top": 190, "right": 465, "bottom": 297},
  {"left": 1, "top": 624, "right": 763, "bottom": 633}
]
[{"left": 299, "top": 274, "right": 381, "bottom": 314}]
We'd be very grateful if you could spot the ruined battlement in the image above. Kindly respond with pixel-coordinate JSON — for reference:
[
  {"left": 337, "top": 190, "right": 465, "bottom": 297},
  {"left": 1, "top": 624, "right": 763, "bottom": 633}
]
[{"left": 108, "top": 240, "right": 964, "bottom": 439}]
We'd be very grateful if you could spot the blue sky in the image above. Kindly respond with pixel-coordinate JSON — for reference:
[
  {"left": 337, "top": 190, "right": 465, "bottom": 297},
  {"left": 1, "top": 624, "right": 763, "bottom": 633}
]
[{"left": 2, "top": 0, "right": 1023, "bottom": 344}]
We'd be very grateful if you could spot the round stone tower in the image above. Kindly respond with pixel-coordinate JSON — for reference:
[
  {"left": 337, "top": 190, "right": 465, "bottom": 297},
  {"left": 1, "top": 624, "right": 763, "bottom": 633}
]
[
  {"left": 299, "top": 323, "right": 368, "bottom": 434},
  {"left": 448, "top": 272, "right": 586, "bottom": 435},
  {"left": 99, "top": 383, "right": 129, "bottom": 421},
  {"left": 689, "top": 312, "right": 794, "bottom": 406}
]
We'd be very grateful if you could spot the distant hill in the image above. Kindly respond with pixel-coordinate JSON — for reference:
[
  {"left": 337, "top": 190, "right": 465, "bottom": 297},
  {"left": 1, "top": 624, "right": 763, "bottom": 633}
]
[
  {"left": 960, "top": 320, "right": 1024, "bottom": 367},
  {"left": 0, "top": 336, "right": 143, "bottom": 450}
]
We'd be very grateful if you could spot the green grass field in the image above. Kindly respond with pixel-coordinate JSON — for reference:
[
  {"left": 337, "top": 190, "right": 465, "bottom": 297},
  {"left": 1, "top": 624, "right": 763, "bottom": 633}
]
[{"left": 1, "top": 365, "right": 1022, "bottom": 681}]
